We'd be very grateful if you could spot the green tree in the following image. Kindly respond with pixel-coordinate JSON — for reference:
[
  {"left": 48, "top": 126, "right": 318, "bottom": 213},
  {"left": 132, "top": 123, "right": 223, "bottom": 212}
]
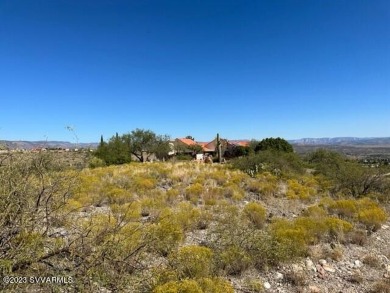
[
  {"left": 123, "top": 129, "right": 171, "bottom": 162},
  {"left": 255, "top": 137, "right": 293, "bottom": 153},
  {"left": 188, "top": 144, "right": 204, "bottom": 155},
  {"left": 232, "top": 150, "right": 303, "bottom": 177},
  {"left": 224, "top": 145, "right": 251, "bottom": 158},
  {"left": 307, "top": 149, "right": 389, "bottom": 197},
  {"left": 94, "top": 133, "right": 131, "bottom": 165}
]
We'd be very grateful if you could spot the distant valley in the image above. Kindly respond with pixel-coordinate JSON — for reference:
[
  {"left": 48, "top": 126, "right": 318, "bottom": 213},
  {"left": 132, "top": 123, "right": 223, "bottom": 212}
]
[
  {"left": 289, "top": 137, "right": 390, "bottom": 146},
  {"left": 1, "top": 137, "right": 390, "bottom": 158},
  {"left": 0, "top": 140, "right": 98, "bottom": 150}
]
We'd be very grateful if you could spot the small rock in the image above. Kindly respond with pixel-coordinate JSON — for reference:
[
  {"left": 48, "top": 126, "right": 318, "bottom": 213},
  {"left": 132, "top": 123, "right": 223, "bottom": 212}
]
[
  {"left": 322, "top": 264, "right": 336, "bottom": 273},
  {"left": 382, "top": 224, "right": 389, "bottom": 230},
  {"left": 354, "top": 260, "right": 363, "bottom": 268},
  {"left": 386, "top": 264, "right": 390, "bottom": 273},
  {"left": 292, "top": 263, "right": 303, "bottom": 272},
  {"left": 264, "top": 281, "right": 271, "bottom": 290},
  {"left": 306, "top": 258, "right": 316, "bottom": 272},
  {"left": 275, "top": 272, "right": 284, "bottom": 280},
  {"left": 319, "top": 259, "right": 327, "bottom": 266},
  {"left": 316, "top": 264, "right": 327, "bottom": 279},
  {"left": 308, "top": 285, "right": 321, "bottom": 293}
]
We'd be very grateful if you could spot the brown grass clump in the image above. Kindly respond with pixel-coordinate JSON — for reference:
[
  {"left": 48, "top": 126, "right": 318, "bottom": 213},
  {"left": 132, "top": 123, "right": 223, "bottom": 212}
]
[
  {"left": 347, "top": 229, "right": 368, "bottom": 246},
  {"left": 284, "top": 270, "right": 307, "bottom": 286},
  {"left": 362, "top": 254, "right": 381, "bottom": 268},
  {"left": 370, "top": 279, "right": 390, "bottom": 293},
  {"left": 348, "top": 271, "right": 363, "bottom": 284}
]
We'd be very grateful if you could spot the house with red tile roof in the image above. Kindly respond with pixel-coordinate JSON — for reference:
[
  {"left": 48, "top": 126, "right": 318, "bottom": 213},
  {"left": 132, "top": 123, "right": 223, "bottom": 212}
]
[
  {"left": 172, "top": 138, "right": 204, "bottom": 155},
  {"left": 171, "top": 137, "right": 251, "bottom": 158}
]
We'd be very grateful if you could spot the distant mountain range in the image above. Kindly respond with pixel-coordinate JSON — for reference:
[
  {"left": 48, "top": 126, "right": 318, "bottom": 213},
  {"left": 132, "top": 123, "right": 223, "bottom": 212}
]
[
  {"left": 0, "top": 140, "right": 98, "bottom": 150},
  {"left": 1, "top": 137, "right": 390, "bottom": 150},
  {"left": 289, "top": 137, "right": 390, "bottom": 146}
]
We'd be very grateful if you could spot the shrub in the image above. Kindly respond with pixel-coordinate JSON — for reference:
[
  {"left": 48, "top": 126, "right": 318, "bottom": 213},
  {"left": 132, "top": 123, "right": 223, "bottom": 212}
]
[
  {"left": 185, "top": 183, "right": 204, "bottom": 204},
  {"left": 198, "top": 277, "right": 234, "bottom": 293},
  {"left": 284, "top": 270, "right": 307, "bottom": 286},
  {"left": 248, "top": 232, "right": 283, "bottom": 270},
  {"left": 286, "top": 179, "right": 316, "bottom": 200},
  {"left": 246, "top": 180, "right": 263, "bottom": 194},
  {"left": 209, "top": 170, "right": 228, "bottom": 185},
  {"left": 106, "top": 187, "right": 132, "bottom": 204},
  {"left": 326, "top": 198, "right": 388, "bottom": 229},
  {"left": 244, "top": 174, "right": 278, "bottom": 198},
  {"left": 153, "top": 279, "right": 202, "bottom": 293},
  {"left": 347, "top": 229, "right": 368, "bottom": 246},
  {"left": 153, "top": 278, "right": 234, "bottom": 293},
  {"left": 301, "top": 205, "right": 327, "bottom": 218},
  {"left": 370, "top": 279, "right": 390, "bottom": 293},
  {"left": 204, "top": 187, "right": 224, "bottom": 205},
  {"left": 196, "top": 211, "right": 212, "bottom": 230},
  {"left": 174, "top": 202, "right": 202, "bottom": 231},
  {"left": 167, "top": 188, "right": 181, "bottom": 203},
  {"left": 243, "top": 202, "right": 267, "bottom": 229},
  {"left": 243, "top": 279, "right": 264, "bottom": 292},
  {"left": 222, "top": 184, "right": 245, "bottom": 201},
  {"left": 218, "top": 245, "right": 252, "bottom": 275},
  {"left": 89, "top": 156, "right": 106, "bottom": 168},
  {"left": 358, "top": 207, "right": 387, "bottom": 230},
  {"left": 172, "top": 245, "right": 214, "bottom": 279},
  {"left": 270, "top": 219, "right": 309, "bottom": 257},
  {"left": 65, "top": 198, "right": 83, "bottom": 211},
  {"left": 293, "top": 217, "right": 328, "bottom": 244},
  {"left": 362, "top": 255, "right": 381, "bottom": 268},
  {"left": 229, "top": 172, "right": 248, "bottom": 185},
  {"left": 110, "top": 202, "right": 141, "bottom": 221},
  {"left": 133, "top": 175, "right": 157, "bottom": 191},
  {"left": 328, "top": 199, "right": 357, "bottom": 218},
  {"left": 149, "top": 219, "right": 184, "bottom": 256},
  {"left": 324, "top": 217, "right": 353, "bottom": 240}
]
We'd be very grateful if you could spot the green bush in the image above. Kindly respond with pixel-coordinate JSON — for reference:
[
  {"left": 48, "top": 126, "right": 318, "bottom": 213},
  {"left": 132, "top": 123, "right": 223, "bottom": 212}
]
[
  {"left": 326, "top": 198, "right": 387, "bottom": 229},
  {"left": 231, "top": 151, "right": 304, "bottom": 178},
  {"left": 243, "top": 202, "right": 267, "bottom": 229},
  {"left": 198, "top": 277, "right": 234, "bottom": 293},
  {"left": 218, "top": 245, "right": 252, "bottom": 275},
  {"left": 153, "top": 279, "right": 202, "bottom": 293},
  {"left": 149, "top": 219, "right": 184, "bottom": 256},
  {"left": 172, "top": 245, "right": 214, "bottom": 279},
  {"left": 270, "top": 219, "right": 309, "bottom": 257},
  {"left": 153, "top": 278, "right": 234, "bottom": 293},
  {"left": 185, "top": 183, "right": 204, "bottom": 203},
  {"left": 358, "top": 208, "right": 387, "bottom": 230},
  {"left": 286, "top": 179, "right": 316, "bottom": 200}
]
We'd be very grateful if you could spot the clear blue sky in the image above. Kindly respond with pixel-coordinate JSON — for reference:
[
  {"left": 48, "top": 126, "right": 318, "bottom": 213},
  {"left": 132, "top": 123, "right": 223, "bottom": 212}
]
[{"left": 1, "top": 0, "right": 389, "bottom": 142}]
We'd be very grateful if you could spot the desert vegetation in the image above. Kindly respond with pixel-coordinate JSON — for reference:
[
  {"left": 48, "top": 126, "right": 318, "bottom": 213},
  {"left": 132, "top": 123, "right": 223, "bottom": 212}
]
[{"left": 1, "top": 134, "right": 390, "bottom": 292}]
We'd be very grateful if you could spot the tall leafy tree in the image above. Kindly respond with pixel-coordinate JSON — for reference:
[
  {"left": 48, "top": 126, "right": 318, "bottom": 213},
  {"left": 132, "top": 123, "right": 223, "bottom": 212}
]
[
  {"left": 255, "top": 137, "right": 293, "bottom": 153},
  {"left": 94, "top": 133, "right": 131, "bottom": 165},
  {"left": 123, "top": 129, "right": 171, "bottom": 162},
  {"left": 307, "top": 149, "right": 388, "bottom": 197}
]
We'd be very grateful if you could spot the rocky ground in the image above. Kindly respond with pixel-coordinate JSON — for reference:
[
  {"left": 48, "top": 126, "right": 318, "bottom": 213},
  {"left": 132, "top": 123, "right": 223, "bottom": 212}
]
[
  {"left": 185, "top": 195, "right": 390, "bottom": 293},
  {"left": 242, "top": 220, "right": 390, "bottom": 293},
  {"left": 233, "top": 200, "right": 390, "bottom": 293}
]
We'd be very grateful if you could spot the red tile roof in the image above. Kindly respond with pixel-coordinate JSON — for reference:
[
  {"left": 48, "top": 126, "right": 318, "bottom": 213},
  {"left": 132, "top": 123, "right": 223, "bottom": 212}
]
[{"left": 176, "top": 138, "right": 198, "bottom": 146}]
